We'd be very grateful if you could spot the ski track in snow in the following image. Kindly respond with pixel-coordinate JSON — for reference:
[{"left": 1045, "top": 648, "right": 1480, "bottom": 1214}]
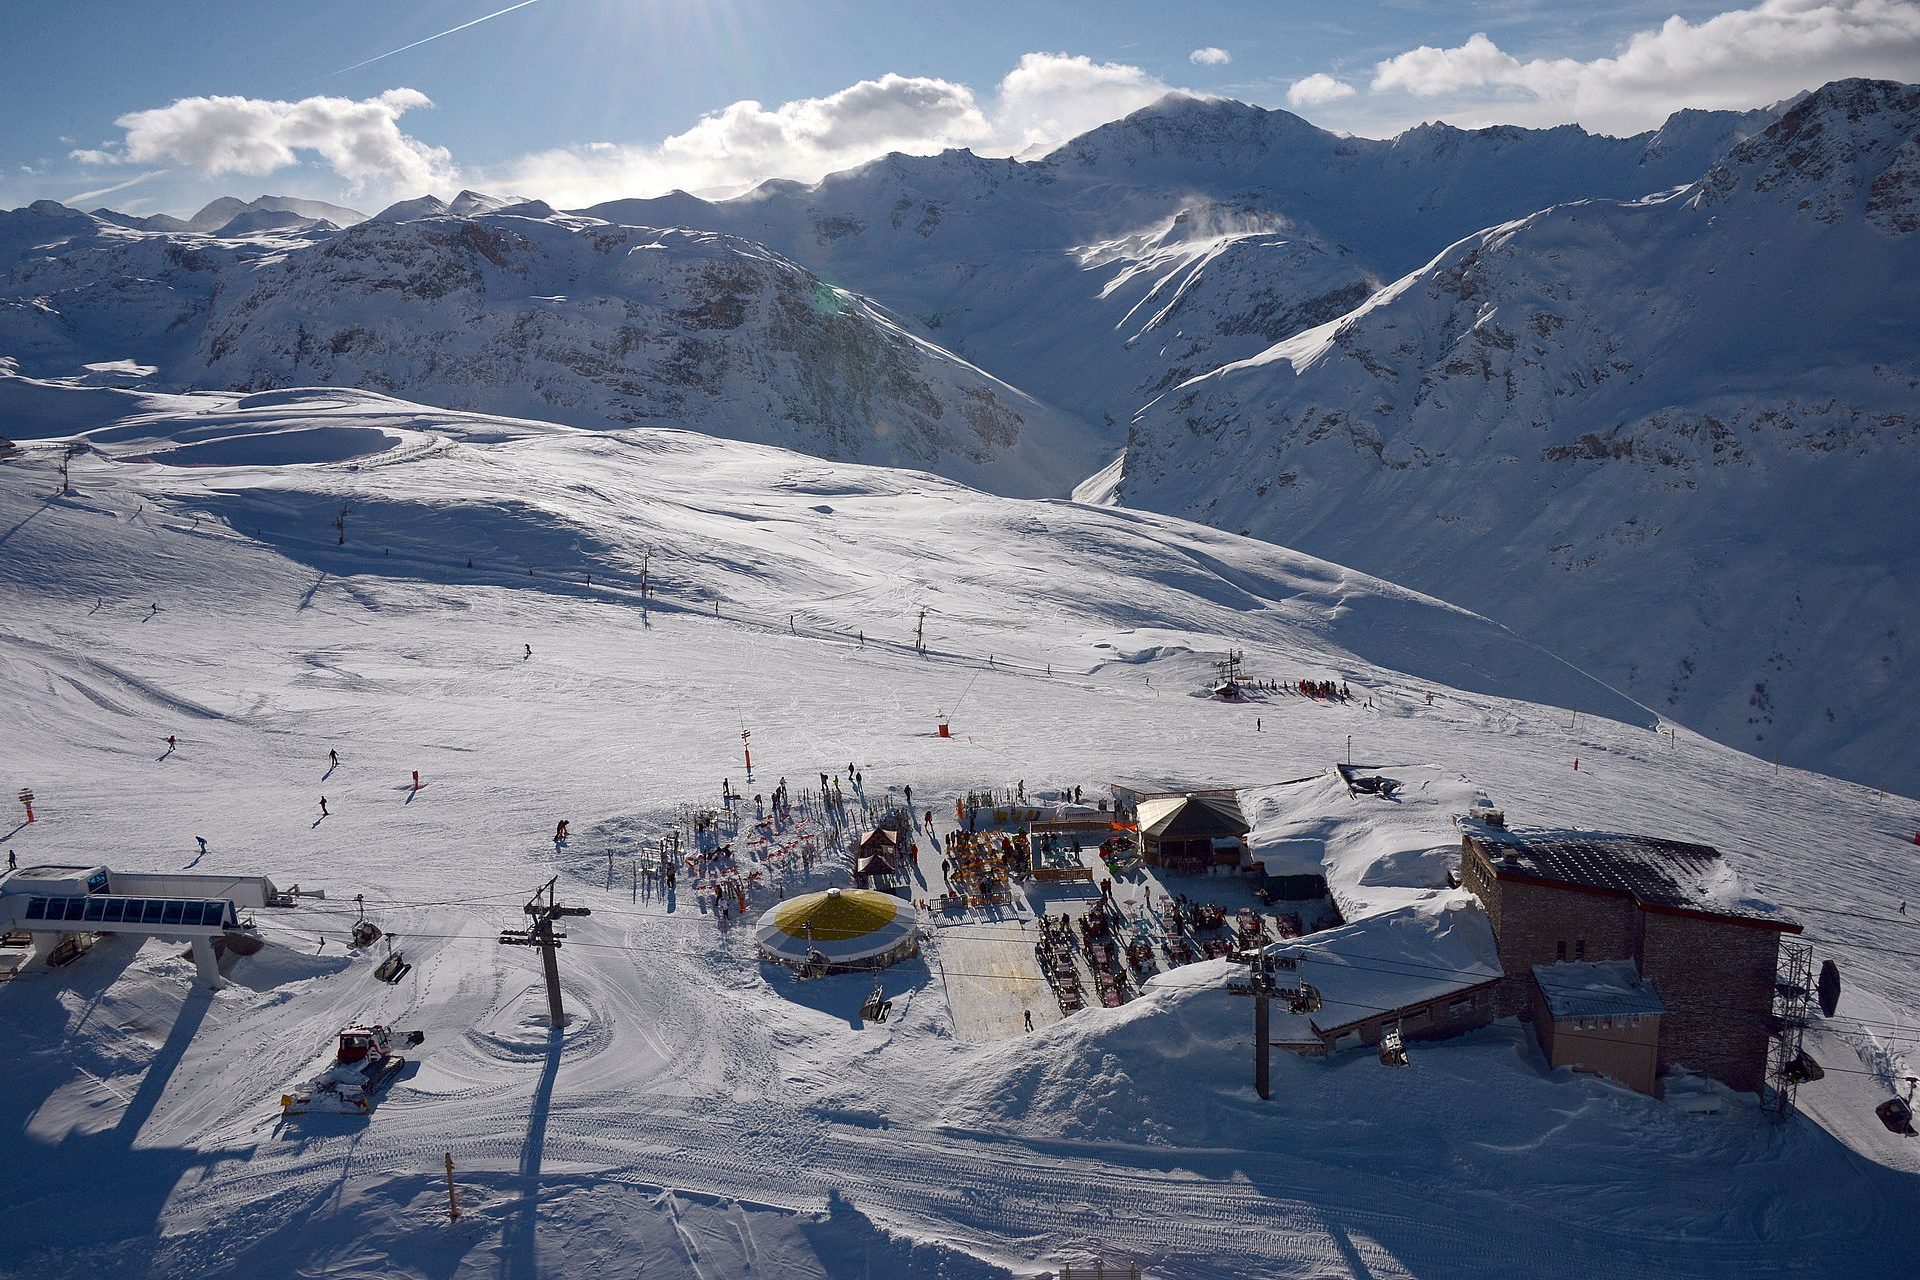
[{"left": 0, "top": 389, "right": 1916, "bottom": 1279}]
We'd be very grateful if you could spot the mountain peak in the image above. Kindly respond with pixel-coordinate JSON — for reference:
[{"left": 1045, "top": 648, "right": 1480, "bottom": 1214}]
[
  {"left": 1702, "top": 77, "right": 1920, "bottom": 232},
  {"left": 1042, "top": 93, "right": 1333, "bottom": 174},
  {"left": 371, "top": 194, "right": 451, "bottom": 223}
]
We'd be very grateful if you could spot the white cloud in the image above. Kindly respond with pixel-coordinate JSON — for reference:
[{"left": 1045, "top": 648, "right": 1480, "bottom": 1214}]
[
  {"left": 1367, "top": 0, "right": 1920, "bottom": 134},
  {"left": 69, "top": 148, "right": 119, "bottom": 166},
  {"left": 1287, "top": 73, "right": 1358, "bottom": 107},
  {"left": 994, "top": 52, "right": 1171, "bottom": 151},
  {"left": 67, "top": 169, "right": 169, "bottom": 206},
  {"left": 502, "top": 52, "right": 1175, "bottom": 206},
  {"left": 1189, "top": 47, "right": 1232, "bottom": 66},
  {"left": 97, "top": 89, "right": 455, "bottom": 195}
]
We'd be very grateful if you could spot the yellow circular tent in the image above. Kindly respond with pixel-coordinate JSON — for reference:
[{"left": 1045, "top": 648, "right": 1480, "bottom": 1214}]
[{"left": 754, "top": 886, "right": 919, "bottom": 971}]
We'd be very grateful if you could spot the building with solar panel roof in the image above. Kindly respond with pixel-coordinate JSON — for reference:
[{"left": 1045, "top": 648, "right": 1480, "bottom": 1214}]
[
  {"left": 1458, "top": 827, "right": 1801, "bottom": 1094},
  {"left": 0, "top": 862, "right": 279, "bottom": 985}
]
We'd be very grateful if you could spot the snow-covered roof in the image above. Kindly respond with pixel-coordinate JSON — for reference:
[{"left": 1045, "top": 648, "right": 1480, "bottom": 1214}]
[
  {"left": 1532, "top": 962, "right": 1666, "bottom": 1021},
  {"left": 1265, "top": 897, "right": 1504, "bottom": 1037},
  {"left": 1472, "top": 830, "right": 1796, "bottom": 929}
]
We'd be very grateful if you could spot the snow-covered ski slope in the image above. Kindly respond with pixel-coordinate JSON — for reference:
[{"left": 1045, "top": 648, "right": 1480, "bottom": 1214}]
[
  {"left": 1116, "top": 79, "right": 1920, "bottom": 798},
  {"left": 1, "top": 385, "right": 1917, "bottom": 1279}
]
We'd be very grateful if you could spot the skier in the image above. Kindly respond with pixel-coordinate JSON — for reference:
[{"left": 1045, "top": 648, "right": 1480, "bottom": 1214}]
[
  {"left": 1426, "top": 692, "right": 1434, "bottom": 706},
  {"left": 165, "top": 735, "right": 176, "bottom": 751},
  {"left": 195, "top": 836, "right": 208, "bottom": 856},
  {"left": 904, "top": 784, "right": 913, "bottom": 807},
  {"left": 328, "top": 748, "right": 339, "bottom": 769},
  {"left": 524, "top": 643, "right": 533, "bottom": 658},
  {"left": 1024, "top": 1009, "right": 1034, "bottom": 1032},
  {"left": 1256, "top": 718, "right": 1262, "bottom": 733},
  {"left": 6, "top": 849, "right": 14, "bottom": 870},
  {"left": 411, "top": 769, "right": 420, "bottom": 791},
  {"left": 555, "top": 819, "right": 570, "bottom": 842},
  {"left": 319, "top": 797, "right": 328, "bottom": 817}
]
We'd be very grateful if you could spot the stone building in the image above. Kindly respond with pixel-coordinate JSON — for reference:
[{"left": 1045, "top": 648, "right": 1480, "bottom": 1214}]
[{"left": 1459, "top": 829, "right": 1800, "bottom": 1094}]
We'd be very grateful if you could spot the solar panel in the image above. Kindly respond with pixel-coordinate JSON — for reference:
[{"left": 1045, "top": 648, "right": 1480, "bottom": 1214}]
[{"left": 17, "top": 894, "right": 237, "bottom": 931}]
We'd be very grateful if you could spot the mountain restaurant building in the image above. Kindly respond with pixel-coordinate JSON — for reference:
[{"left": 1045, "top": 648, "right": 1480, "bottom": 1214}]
[
  {"left": 1459, "top": 829, "right": 1799, "bottom": 1094},
  {"left": 1133, "top": 793, "right": 1250, "bottom": 873}
]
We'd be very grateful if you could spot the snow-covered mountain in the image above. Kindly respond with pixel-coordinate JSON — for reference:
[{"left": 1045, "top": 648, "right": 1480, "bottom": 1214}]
[
  {"left": 0, "top": 202, "right": 1101, "bottom": 494},
  {"left": 1, "top": 82, "right": 1907, "bottom": 790},
  {"left": 1114, "top": 79, "right": 1920, "bottom": 794},
  {"left": 581, "top": 94, "right": 1775, "bottom": 426},
  {"left": 193, "top": 214, "right": 1104, "bottom": 495},
  {"left": 180, "top": 193, "right": 368, "bottom": 231},
  {"left": 1, "top": 381, "right": 1915, "bottom": 1280}
]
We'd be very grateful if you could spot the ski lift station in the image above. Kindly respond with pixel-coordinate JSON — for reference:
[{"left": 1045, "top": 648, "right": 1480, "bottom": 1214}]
[{"left": 0, "top": 863, "right": 280, "bottom": 984}]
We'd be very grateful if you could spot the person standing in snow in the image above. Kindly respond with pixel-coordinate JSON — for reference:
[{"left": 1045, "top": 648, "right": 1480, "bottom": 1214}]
[
  {"left": 328, "top": 748, "right": 339, "bottom": 769},
  {"left": 524, "top": 644, "right": 533, "bottom": 659},
  {"left": 165, "top": 735, "right": 176, "bottom": 752},
  {"left": 195, "top": 836, "right": 207, "bottom": 856},
  {"left": 319, "top": 797, "right": 328, "bottom": 817},
  {"left": 6, "top": 849, "right": 14, "bottom": 871},
  {"left": 1024, "top": 1009, "right": 1034, "bottom": 1032}
]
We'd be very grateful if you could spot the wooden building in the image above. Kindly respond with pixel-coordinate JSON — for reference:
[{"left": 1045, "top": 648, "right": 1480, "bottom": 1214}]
[
  {"left": 1459, "top": 829, "right": 1799, "bottom": 1094},
  {"left": 1133, "top": 793, "right": 1250, "bottom": 872}
]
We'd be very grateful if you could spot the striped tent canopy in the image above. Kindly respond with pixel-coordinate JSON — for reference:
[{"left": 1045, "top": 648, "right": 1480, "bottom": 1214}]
[{"left": 754, "top": 886, "right": 919, "bottom": 970}]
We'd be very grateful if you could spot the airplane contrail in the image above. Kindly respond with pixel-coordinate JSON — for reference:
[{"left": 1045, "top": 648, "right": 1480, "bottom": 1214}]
[{"left": 331, "top": 0, "right": 549, "bottom": 77}]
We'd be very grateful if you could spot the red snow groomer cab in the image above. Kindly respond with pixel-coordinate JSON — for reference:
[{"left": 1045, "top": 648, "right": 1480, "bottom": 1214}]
[{"left": 281, "top": 1023, "right": 424, "bottom": 1116}]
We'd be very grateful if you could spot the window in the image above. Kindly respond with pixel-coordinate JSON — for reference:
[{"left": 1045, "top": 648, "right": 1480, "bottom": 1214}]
[
  {"left": 1556, "top": 941, "right": 1567, "bottom": 961},
  {"left": 1575, "top": 940, "right": 1586, "bottom": 961}
]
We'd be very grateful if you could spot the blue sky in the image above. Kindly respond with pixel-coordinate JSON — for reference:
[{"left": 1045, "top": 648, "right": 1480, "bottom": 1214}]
[{"left": 4, "top": 0, "right": 1918, "bottom": 217}]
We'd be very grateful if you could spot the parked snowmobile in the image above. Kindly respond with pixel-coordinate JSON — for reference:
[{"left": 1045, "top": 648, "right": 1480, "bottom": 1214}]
[{"left": 280, "top": 1024, "right": 424, "bottom": 1116}]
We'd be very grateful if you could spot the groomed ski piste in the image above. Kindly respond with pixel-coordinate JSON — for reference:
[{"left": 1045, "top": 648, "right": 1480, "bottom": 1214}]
[{"left": 1, "top": 380, "right": 1917, "bottom": 1279}]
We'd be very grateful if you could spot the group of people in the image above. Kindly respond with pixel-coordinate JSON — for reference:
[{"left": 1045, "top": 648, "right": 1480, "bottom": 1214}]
[{"left": 1296, "top": 679, "right": 1350, "bottom": 700}]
